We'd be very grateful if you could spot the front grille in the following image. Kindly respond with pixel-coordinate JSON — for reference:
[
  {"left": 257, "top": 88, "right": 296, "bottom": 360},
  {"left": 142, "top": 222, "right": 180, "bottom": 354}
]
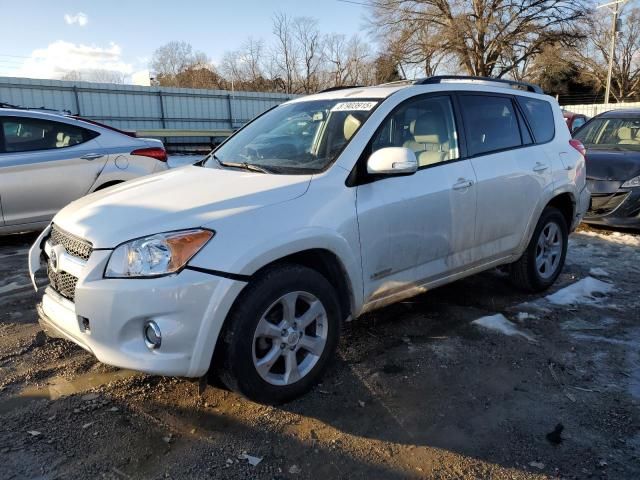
[
  {"left": 50, "top": 224, "right": 93, "bottom": 261},
  {"left": 46, "top": 224, "right": 92, "bottom": 302},
  {"left": 47, "top": 267, "right": 78, "bottom": 301},
  {"left": 588, "top": 192, "right": 629, "bottom": 216}
]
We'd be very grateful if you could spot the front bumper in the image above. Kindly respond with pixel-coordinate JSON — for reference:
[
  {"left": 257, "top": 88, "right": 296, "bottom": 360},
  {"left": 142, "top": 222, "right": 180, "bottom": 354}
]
[
  {"left": 31, "top": 236, "right": 247, "bottom": 377},
  {"left": 584, "top": 185, "right": 640, "bottom": 228}
]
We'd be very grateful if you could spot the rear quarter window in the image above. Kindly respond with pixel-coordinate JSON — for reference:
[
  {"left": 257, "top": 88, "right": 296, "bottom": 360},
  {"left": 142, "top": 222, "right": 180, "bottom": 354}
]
[{"left": 517, "top": 97, "right": 555, "bottom": 143}]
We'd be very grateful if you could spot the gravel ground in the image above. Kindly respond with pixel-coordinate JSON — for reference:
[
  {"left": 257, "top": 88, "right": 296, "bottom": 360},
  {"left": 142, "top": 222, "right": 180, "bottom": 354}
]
[{"left": 0, "top": 225, "right": 638, "bottom": 479}]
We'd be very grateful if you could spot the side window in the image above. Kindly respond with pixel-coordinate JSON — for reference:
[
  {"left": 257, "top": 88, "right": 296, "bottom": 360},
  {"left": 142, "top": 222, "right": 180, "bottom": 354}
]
[
  {"left": 516, "top": 97, "right": 555, "bottom": 143},
  {"left": 1, "top": 117, "right": 98, "bottom": 153},
  {"left": 459, "top": 95, "right": 522, "bottom": 156},
  {"left": 371, "top": 96, "right": 459, "bottom": 167}
]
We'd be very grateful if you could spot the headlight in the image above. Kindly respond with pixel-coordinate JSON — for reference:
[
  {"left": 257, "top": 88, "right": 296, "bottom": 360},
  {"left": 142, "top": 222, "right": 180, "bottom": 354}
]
[
  {"left": 621, "top": 175, "right": 640, "bottom": 188},
  {"left": 104, "top": 229, "right": 214, "bottom": 278}
]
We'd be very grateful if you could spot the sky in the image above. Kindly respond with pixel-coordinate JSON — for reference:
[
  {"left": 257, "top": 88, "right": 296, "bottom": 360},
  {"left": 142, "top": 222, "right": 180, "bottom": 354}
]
[{"left": 0, "top": 0, "right": 370, "bottom": 85}]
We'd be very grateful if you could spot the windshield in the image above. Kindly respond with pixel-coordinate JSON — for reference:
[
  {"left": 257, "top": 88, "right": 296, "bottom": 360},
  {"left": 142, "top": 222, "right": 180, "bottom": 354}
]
[
  {"left": 204, "top": 99, "right": 379, "bottom": 174},
  {"left": 574, "top": 117, "right": 640, "bottom": 150}
]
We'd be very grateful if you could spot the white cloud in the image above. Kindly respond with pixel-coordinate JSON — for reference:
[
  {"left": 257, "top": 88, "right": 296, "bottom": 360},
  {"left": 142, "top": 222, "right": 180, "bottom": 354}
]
[
  {"left": 10, "top": 41, "right": 134, "bottom": 82},
  {"left": 131, "top": 70, "right": 151, "bottom": 86},
  {"left": 64, "top": 12, "right": 89, "bottom": 27}
]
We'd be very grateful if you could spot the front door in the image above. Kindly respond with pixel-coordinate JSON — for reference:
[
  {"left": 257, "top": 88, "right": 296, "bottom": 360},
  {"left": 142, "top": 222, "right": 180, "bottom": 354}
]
[
  {"left": 356, "top": 95, "right": 477, "bottom": 303},
  {"left": 0, "top": 116, "right": 108, "bottom": 226}
]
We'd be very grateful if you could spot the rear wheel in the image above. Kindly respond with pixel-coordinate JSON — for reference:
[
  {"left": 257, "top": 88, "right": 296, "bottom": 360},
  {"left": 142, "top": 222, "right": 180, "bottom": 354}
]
[
  {"left": 217, "top": 264, "right": 340, "bottom": 404},
  {"left": 509, "top": 207, "right": 568, "bottom": 292}
]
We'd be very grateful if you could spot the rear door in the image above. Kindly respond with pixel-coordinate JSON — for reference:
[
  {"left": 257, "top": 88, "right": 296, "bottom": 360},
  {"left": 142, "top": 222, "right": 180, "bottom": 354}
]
[
  {"left": 458, "top": 93, "right": 552, "bottom": 259},
  {"left": 0, "top": 115, "right": 108, "bottom": 226}
]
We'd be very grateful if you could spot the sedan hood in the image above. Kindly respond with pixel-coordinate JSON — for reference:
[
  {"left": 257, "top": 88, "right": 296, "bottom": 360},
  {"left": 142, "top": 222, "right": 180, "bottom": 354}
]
[
  {"left": 53, "top": 166, "right": 311, "bottom": 248},
  {"left": 585, "top": 148, "right": 640, "bottom": 182}
]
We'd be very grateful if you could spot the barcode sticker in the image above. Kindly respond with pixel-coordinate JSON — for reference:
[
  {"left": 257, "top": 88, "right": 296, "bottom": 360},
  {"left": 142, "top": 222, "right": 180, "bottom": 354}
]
[{"left": 331, "top": 101, "right": 377, "bottom": 112}]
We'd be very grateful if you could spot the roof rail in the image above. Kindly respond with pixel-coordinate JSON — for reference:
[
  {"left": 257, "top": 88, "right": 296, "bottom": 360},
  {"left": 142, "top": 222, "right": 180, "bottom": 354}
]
[
  {"left": 375, "top": 79, "right": 416, "bottom": 87},
  {"left": 317, "top": 85, "right": 363, "bottom": 93},
  {"left": 415, "top": 75, "right": 543, "bottom": 94}
]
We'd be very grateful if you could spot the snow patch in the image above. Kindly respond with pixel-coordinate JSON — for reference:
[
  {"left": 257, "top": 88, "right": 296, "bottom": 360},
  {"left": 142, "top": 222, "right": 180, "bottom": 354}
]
[
  {"left": 516, "top": 312, "right": 537, "bottom": 321},
  {"left": 472, "top": 314, "right": 535, "bottom": 341},
  {"left": 546, "top": 277, "right": 614, "bottom": 306},
  {"left": 589, "top": 267, "right": 609, "bottom": 277}
]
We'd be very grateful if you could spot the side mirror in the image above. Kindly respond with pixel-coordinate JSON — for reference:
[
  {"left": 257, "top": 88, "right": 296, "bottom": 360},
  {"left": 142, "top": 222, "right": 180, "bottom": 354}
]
[{"left": 367, "top": 147, "right": 418, "bottom": 175}]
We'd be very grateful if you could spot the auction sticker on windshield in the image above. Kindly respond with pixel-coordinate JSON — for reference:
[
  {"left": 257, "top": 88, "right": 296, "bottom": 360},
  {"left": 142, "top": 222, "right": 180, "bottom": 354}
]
[{"left": 331, "top": 101, "right": 378, "bottom": 112}]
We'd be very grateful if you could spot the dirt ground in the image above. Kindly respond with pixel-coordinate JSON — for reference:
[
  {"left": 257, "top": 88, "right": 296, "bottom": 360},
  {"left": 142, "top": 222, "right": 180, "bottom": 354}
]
[{"left": 0, "top": 225, "right": 638, "bottom": 479}]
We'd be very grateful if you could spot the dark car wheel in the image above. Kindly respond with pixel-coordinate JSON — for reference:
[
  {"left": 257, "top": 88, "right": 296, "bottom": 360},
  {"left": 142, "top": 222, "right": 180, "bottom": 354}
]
[
  {"left": 217, "top": 264, "right": 341, "bottom": 404},
  {"left": 509, "top": 206, "right": 568, "bottom": 292}
]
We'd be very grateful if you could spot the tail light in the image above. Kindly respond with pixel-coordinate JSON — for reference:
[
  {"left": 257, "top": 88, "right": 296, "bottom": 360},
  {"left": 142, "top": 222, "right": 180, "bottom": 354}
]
[
  {"left": 130, "top": 147, "right": 167, "bottom": 162},
  {"left": 569, "top": 139, "right": 586, "bottom": 156}
]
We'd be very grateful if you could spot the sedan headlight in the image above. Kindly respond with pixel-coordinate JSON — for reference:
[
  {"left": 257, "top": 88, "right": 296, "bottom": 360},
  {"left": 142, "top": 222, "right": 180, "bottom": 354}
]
[
  {"left": 621, "top": 175, "right": 640, "bottom": 188},
  {"left": 105, "top": 229, "right": 214, "bottom": 278}
]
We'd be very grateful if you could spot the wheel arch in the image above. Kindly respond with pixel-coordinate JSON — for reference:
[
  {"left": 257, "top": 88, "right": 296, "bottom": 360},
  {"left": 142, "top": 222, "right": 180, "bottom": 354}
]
[
  {"left": 253, "top": 248, "right": 355, "bottom": 322},
  {"left": 546, "top": 191, "right": 575, "bottom": 229},
  {"left": 207, "top": 247, "right": 356, "bottom": 383}
]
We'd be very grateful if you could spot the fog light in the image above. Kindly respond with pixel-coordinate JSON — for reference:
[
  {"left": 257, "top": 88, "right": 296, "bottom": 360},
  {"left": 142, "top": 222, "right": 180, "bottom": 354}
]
[{"left": 143, "top": 321, "right": 162, "bottom": 350}]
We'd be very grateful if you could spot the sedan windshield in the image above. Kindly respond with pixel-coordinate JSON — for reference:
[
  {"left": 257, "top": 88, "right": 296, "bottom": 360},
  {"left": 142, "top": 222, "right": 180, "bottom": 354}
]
[
  {"left": 204, "top": 99, "right": 379, "bottom": 174},
  {"left": 574, "top": 117, "right": 640, "bottom": 150}
]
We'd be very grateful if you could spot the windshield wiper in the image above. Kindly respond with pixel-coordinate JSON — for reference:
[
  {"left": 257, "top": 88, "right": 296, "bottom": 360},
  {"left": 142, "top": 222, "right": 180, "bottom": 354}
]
[{"left": 218, "top": 160, "right": 273, "bottom": 174}]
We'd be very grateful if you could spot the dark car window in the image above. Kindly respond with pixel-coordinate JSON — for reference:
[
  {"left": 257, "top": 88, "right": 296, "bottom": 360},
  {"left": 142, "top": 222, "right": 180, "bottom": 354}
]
[
  {"left": 574, "top": 117, "right": 640, "bottom": 150},
  {"left": 1, "top": 117, "right": 98, "bottom": 153},
  {"left": 517, "top": 97, "right": 555, "bottom": 143},
  {"left": 459, "top": 95, "right": 522, "bottom": 156}
]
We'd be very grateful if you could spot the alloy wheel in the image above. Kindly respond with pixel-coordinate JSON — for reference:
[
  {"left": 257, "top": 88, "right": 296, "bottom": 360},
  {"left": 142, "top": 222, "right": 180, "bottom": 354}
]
[
  {"left": 535, "top": 221, "right": 563, "bottom": 279},
  {"left": 252, "top": 291, "right": 328, "bottom": 386}
]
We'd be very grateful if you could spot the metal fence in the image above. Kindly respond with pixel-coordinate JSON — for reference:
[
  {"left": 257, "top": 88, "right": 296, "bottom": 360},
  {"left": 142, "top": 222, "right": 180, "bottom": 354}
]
[
  {"left": 561, "top": 101, "right": 640, "bottom": 118},
  {"left": 0, "top": 77, "right": 296, "bottom": 150}
]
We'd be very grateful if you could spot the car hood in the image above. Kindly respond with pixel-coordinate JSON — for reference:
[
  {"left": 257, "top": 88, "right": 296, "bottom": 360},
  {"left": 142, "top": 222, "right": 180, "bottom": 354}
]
[
  {"left": 585, "top": 148, "right": 640, "bottom": 182},
  {"left": 53, "top": 165, "right": 312, "bottom": 248}
]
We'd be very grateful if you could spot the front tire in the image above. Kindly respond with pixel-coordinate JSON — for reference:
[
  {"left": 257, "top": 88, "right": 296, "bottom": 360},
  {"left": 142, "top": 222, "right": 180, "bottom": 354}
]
[
  {"left": 509, "top": 206, "right": 568, "bottom": 292},
  {"left": 218, "top": 264, "right": 341, "bottom": 404}
]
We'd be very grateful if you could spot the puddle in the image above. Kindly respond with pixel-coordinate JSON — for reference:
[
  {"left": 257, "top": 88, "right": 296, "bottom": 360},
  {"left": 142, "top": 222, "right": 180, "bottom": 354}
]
[{"left": 0, "top": 369, "right": 137, "bottom": 415}]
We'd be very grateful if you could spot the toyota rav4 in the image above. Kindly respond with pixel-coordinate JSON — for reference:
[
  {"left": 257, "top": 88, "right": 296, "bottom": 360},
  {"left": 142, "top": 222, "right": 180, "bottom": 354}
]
[{"left": 29, "top": 76, "right": 590, "bottom": 403}]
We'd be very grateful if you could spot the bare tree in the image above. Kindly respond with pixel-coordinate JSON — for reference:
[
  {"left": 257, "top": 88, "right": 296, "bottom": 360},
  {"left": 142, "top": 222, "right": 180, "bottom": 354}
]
[
  {"left": 575, "top": 7, "right": 640, "bottom": 101},
  {"left": 324, "top": 33, "right": 350, "bottom": 87},
  {"left": 368, "top": 0, "right": 589, "bottom": 78},
  {"left": 294, "top": 17, "right": 323, "bottom": 93},
  {"left": 272, "top": 12, "right": 299, "bottom": 94},
  {"left": 150, "top": 41, "right": 215, "bottom": 87}
]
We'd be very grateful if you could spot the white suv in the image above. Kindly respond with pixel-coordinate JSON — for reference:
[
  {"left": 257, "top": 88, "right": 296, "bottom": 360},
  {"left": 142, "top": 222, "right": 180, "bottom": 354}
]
[{"left": 29, "top": 76, "right": 590, "bottom": 403}]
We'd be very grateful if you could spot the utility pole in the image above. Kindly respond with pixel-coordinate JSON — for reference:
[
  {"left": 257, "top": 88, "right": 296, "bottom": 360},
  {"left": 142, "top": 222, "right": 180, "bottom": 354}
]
[{"left": 598, "top": 0, "right": 627, "bottom": 104}]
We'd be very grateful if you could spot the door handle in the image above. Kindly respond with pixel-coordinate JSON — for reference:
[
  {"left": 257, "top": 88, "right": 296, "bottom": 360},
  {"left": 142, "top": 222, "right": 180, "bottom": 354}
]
[
  {"left": 81, "top": 153, "right": 104, "bottom": 161},
  {"left": 452, "top": 178, "right": 474, "bottom": 190},
  {"left": 533, "top": 162, "right": 549, "bottom": 173}
]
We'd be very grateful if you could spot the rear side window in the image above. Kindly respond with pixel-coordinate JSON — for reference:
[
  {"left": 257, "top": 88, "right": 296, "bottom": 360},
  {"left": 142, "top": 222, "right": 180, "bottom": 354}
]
[
  {"left": 458, "top": 95, "right": 522, "bottom": 156},
  {"left": 517, "top": 97, "right": 555, "bottom": 143},
  {"left": 1, "top": 117, "right": 99, "bottom": 153}
]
